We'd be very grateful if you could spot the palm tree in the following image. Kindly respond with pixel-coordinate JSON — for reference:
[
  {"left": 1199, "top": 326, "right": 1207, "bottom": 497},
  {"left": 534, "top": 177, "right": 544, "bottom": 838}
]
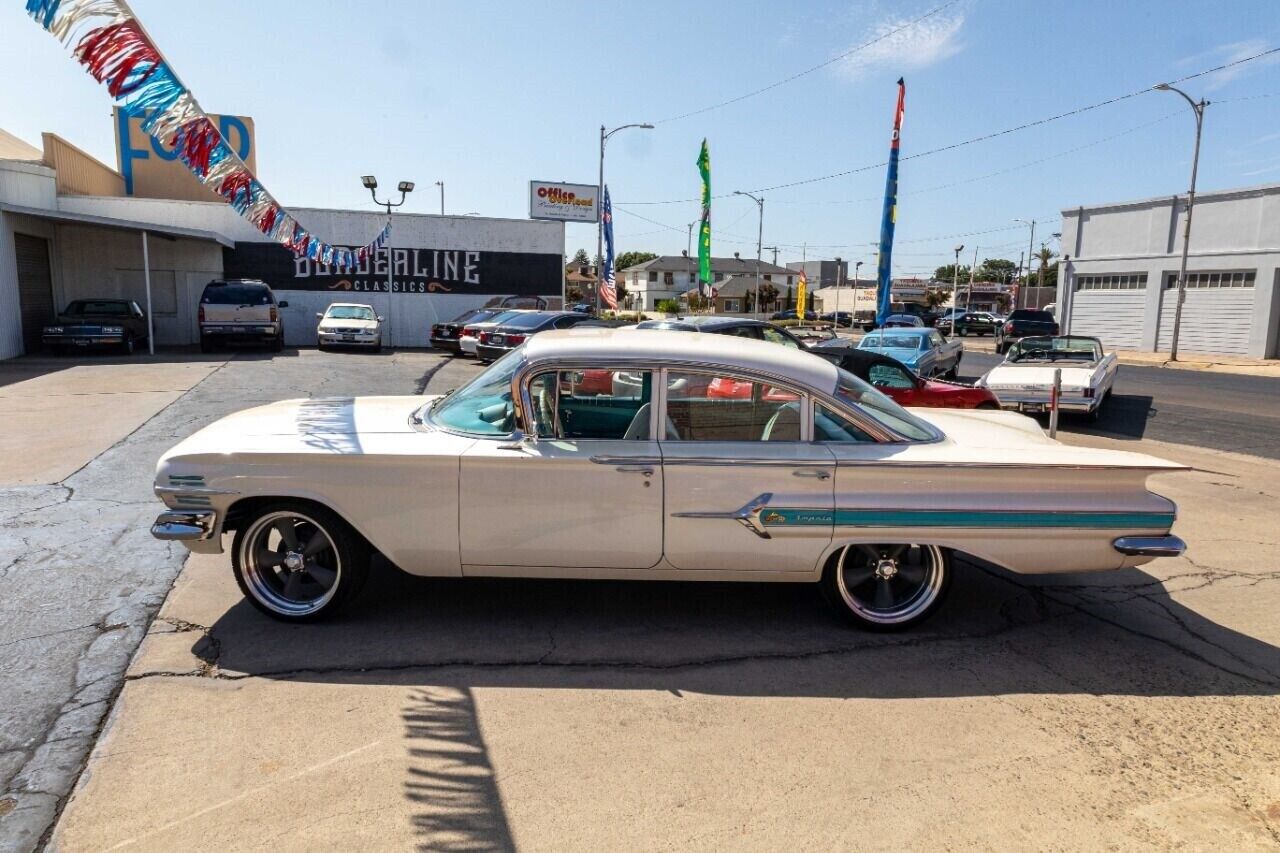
[
  {"left": 758, "top": 282, "right": 780, "bottom": 311},
  {"left": 1034, "top": 245, "right": 1058, "bottom": 288}
]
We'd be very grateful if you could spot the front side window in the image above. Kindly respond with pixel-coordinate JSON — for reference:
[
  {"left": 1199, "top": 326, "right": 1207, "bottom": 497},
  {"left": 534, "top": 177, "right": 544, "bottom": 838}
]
[
  {"left": 832, "top": 370, "right": 935, "bottom": 441},
  {"left": 528, "top": 369, "right": 654, "bottom": 440},
  {"left": 868, "top": 363, "right": 916, "bottom": 389},
  {"left": 665, "top": 371, "right": 804, "bottom": 442},
  {"left": 427, "top": 349, "right": 523, "bottom": 435}
]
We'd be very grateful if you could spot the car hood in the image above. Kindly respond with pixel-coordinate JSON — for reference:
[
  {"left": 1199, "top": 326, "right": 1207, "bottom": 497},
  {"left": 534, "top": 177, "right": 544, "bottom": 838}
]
[
  {"left": 319, "top": 317, "right": 379, "bottom": 331},
  {"left": 859, "top": 345, "right": 923, "bottom": 364},
  {"left": 981, "top": 363, "right": 1101, "bottom": 389},
  {"left": 159, "top": 396, "right": 429, "bottom": 461}
]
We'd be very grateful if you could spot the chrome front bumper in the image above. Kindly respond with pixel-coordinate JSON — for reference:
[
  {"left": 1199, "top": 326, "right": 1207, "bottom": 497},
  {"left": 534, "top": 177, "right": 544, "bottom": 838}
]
[
  {"left": 151, "top": 510, "right": 217, "bottom": 541},
  {"left": 1113, "top": 535, "right": 1186, "bottom": 557}
]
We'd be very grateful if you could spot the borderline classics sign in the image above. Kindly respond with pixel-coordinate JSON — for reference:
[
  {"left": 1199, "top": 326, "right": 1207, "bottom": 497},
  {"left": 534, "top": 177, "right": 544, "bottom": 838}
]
[{"left": 222, "top": 243, "right": 562, "bottom": 296}]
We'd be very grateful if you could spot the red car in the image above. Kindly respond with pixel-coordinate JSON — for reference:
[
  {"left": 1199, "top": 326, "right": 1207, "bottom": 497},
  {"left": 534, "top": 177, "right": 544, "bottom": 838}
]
[{"left": 811, "top": 345, "right": 999, "bottom": 409}]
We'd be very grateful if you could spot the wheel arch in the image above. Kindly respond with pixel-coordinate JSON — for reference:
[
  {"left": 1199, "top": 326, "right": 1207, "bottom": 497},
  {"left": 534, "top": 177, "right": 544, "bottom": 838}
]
[{"left": 223, "top": 494, "right": 374, "bottom": 552}]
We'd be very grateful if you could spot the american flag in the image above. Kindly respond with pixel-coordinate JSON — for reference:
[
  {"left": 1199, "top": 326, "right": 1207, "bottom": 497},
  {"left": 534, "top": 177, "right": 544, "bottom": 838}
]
[{"left": 600, "top": 185, "right": 618, "bottom": 310}]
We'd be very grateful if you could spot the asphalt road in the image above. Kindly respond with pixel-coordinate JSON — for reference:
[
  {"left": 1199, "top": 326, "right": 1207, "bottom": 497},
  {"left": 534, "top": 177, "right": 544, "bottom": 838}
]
[{"left": 957, "top": 352, "right": 1280, "bottom": 460}]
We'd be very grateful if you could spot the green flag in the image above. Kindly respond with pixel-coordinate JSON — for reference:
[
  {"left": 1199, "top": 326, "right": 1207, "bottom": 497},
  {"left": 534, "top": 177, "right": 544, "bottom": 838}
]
[{"left": 696, "top": 139, "right": 711, "bottom": 291}]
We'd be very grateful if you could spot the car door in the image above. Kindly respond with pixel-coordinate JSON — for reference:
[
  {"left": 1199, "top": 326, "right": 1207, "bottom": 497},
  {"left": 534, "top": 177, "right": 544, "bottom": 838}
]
[
  {"left": 458, "top": 366, "right": 664, "bottom": 570},
  {"left": 866, "top": 359, "right": 920, "bottom": 406},
  {"left": 659, "top": 368, "right": 835, "bottom": 573}
]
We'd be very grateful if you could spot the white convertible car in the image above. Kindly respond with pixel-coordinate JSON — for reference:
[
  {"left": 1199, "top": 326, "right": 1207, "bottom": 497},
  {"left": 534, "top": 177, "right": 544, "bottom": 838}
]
[
  {"left": 151, "top": 327, "right": 1186, "bottom": 629},
  {"left": 978, "top": 335, "right": 1118, "bottom": 419}
]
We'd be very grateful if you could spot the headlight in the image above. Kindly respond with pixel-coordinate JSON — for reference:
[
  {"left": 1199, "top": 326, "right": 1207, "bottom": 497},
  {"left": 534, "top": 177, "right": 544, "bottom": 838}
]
[
  {"left": 102, "top": 326, "right": 123, "bottom": 334},
  {"left": 44, "top": 326, "right": 63, "bottom": 334}
]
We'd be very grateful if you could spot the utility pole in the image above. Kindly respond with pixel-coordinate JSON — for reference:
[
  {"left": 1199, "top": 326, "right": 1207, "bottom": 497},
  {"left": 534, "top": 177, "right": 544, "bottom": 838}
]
[
  {"left": 833, "top": 256, "right": 843, "bottom": 322},
  {"left": 1015, "top": 219, "right": 1036, "bottom": 296},
  {"left": 734, "top": 190, "right": 765, "bottom": 318},
  {"left": 1154, "top": 82, "right": 1208, "bottom": 362},
  {"left": 762, "top": 246, "right": 779, "bottom": 266}
]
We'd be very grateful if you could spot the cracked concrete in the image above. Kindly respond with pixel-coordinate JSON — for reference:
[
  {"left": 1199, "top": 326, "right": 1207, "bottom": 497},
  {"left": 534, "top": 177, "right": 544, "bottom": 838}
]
[
  {"left": 0, "top": 349, "right": 450, "bottom": 853},
  {"left": 41, "top": 361, "right": 1280, "bottom": 850}
]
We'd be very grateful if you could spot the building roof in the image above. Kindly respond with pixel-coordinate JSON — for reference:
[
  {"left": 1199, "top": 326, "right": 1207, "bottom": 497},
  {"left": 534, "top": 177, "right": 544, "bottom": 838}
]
[
  {"left": 0, "top": 128, "right": 42, "bottom": 162},
  {"left": 621, "top": 254, "right": 794, "bottom": 276}
]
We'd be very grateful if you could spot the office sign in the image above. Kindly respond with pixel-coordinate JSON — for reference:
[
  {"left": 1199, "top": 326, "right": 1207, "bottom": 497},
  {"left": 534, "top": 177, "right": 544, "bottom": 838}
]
[
  {"left": 115, "top": 107, "right": 256, "bottom": 200},
  {"left": 222, "top": 242, "right": 562, "bottom": 296},
  {"left": 529, "top": 181, "right": 598, "bottom": 222}
]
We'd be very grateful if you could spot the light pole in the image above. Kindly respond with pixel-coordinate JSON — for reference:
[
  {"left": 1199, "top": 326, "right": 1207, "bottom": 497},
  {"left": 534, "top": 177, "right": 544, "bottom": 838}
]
[
  {"left": 434, "top": 181, "right": 444, "bottom": 215},
  {"left": 853, "top": 259, "right": 864, "bottom": 325},
  {"left": 952, "top": 244, "right": 964, "bottom": 311},
  {"left": 1155, "top": 82, "right": 1208, "bottom": 362},
  {"left": 1014, "top": 218, "right": 1036, "bottom": 298},
  {"left": 361, "top": 175, "right": 414, "bottom": 345},
  {"left": 734, "top": 190, "right": 765, "bottom": 318},
  {"left": 833, "top": 256, "right": 843, "bottom": 322},
  {"left": 597, "top": 122, "right": 654, "bottom": 312}
]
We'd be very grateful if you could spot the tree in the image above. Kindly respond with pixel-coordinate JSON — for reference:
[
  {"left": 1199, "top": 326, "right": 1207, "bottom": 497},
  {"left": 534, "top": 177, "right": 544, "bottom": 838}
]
[
  {"left": 758, "top": 283, "right": 780, "bottom": 311},
  {"left": 686, "top": 292, "right": 710, "bottom": 313},
  {"left": 656, "top": 298, "right": 681, "bottom": 315},
  {"left": 977, "top": 258, "right": 1016, "bottom": 282},
  {"left": 995, "top": 293, "right": 1012, "bottom": 313},
  {"left": 570, "top": 248, "right": 591, "bottom": 267},
  {"left": 934, "top": 263, "right": 971, "bottom": 284},
  {"left": 615, "top": 279, "right": 628, "bottom": 305},
  {"left": 615, "top": 251, "right": 658, "bottom": 271},
  {"left": 565, "top": 285, "right": 583, "bottom": 303},
  {"left": 1034, "top": 245, "right": 1058, "bottom": 288},
  {"left": 923, "top": 288, "right": 949, "bottom": 310},
  {"left": 1032, "top": 261, "right": 1059, "bottom": 291}
]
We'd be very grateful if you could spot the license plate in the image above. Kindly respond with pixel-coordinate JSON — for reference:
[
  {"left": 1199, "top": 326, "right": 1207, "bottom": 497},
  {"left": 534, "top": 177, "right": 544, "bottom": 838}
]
[
  {"left": 1022, "top": 403, "right": 1046, "bottom": 413},
  {"left": 73, "top": 338, "right": 91, "bottom": 346},
  {"left": 491, "top": 335, "right": 505, "bottom": 345},
  {"left": 342, "top": 335, "right": 355, "bottom": 342}
]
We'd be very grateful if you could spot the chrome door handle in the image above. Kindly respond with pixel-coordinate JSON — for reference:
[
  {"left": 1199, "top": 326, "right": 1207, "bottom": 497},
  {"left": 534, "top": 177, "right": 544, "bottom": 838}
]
[
  {"left": 615, "top": 465, "right": 654, "bottom": 477},
  {"left": 792, "top": 468, "right": 831, "bottom": 480}
]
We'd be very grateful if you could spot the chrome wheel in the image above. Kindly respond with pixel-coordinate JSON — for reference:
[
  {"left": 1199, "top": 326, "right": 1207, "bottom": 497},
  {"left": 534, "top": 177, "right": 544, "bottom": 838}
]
[
  {"left": 833, "top": 543, "right": 947, "bottom": 626},
  {"left": 238, "top": 510, "right": 342, "bottom": 617}
]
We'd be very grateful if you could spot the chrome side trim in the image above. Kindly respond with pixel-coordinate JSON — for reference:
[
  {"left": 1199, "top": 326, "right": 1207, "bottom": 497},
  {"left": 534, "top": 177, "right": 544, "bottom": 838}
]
[
  {"left": 590, "top": 455, "right": 663, "bottom": 466},
  {"left": 151, "top": 510, "right": 217, "bottom": 541},
  {"left": 829, "top": 460, "right": 1190, "bottom": 471},
  {"left": 672, "top": 492, "right": 774, "bottom": 539},
  {"left": 154, "top": 485, "right": 240, "bottom": 497},
  {"left": 655, "top": 456, "right": 831, "bottom": 468},
  {"left": 1113, "top": 535, "right": 1186, "bottom": 557}
]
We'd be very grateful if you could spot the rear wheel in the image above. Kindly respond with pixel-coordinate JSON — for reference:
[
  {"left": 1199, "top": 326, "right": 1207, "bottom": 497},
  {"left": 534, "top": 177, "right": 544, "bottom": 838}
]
[
  {"left": 200, "top": 335, "right": 215, "bottom": 354},
  {"left": 821, "top": 543, "right": 950, "bottom": 631},
  {"left": 119, "top": 334, "right": 135, "bottom": 356},
  {"left": 271, "top": 334, "right": 284, "bottom": 353},
  {"left": 231, "top": 501, "right": 370, "bottom": 622}
]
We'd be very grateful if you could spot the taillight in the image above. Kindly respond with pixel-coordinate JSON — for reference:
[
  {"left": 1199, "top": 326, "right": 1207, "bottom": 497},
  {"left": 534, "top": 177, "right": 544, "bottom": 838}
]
[
  {"left": 479, "top": 331, "right": 490, "bottom": 343},
  {"left": 270, "top": 306, "right": 278, "bottom": 322},
  {"left": 505, "top": 334, "right": 526, "bottom": 346},
  {"left": 462, "top": 326, "right": 477, "bottom": 337},
  {"left": 1004, "top": 322, "right": 1014, "bottom": 333},
  {"left": 198, "top": 305, "right": 205, "bottom": 323}
]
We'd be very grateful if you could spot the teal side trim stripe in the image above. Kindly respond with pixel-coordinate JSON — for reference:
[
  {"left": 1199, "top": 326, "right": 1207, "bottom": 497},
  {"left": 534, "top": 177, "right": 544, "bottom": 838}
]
[{"left": 760, "top": 509, "right": 1175, "bottom": 529}]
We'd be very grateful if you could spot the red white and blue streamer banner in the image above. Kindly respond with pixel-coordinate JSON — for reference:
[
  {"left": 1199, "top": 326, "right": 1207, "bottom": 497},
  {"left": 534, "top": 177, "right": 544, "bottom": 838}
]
[{"left": 23, "top": 0, "right": 389, "bottom": 270}]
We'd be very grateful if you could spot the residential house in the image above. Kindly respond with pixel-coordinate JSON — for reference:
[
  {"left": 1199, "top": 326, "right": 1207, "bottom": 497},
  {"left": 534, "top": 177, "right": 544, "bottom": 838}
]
[{"left": 619, "top": 253, "right": 796, "bottom": 311}]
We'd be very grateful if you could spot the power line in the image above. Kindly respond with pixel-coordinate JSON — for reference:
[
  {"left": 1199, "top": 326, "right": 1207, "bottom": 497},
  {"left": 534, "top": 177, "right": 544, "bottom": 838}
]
[
  {"left": 618, "top": 44, "right": 1280, "bottom": 205},
  {"left": 653, "top": 1, "right": 961, "bottom": 125}
]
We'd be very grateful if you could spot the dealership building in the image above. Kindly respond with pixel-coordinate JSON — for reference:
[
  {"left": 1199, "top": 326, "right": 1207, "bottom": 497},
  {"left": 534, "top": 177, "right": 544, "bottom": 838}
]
[
  {"left": 1057, "top": 182, "right": 1280, "bottom": 358},
  {"left": 0, "top": 120, "right": 567, "bottom": 360}
]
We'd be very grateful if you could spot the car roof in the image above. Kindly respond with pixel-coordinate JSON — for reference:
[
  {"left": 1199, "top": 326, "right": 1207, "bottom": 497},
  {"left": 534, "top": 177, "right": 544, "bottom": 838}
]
[
  {"left": 524, "top": 326, "right": 839, "bottom": 391},
  {"left": 326, "top": 302, "right": 374, "bottom": 309}
]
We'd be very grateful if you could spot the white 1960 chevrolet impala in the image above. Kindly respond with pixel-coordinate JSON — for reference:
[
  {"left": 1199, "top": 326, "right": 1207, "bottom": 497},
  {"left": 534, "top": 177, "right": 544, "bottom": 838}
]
[{"left": 152, "top": 327, "right": 1187, "bottom": 629}]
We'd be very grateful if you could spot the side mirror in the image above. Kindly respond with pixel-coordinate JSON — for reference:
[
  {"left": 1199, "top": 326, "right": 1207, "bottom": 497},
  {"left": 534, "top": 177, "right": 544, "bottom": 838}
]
[
  {"left": 278, "top": 300, "right": 289, "bottom": 308},
  {"left": 315, "top": 313, "right": 324, "bottom": 319},
  {"left": 377, "top": 316, "right": 384, "bottom": 322}
]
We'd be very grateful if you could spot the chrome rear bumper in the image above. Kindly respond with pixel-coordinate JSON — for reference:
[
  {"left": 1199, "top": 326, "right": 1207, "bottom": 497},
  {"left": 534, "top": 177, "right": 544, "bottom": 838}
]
[
  {"left": 152, "top": 510, "right": 217, "bottom": 541},
  {"left": 1113, "top": 535, "right": 1186, "bottom": 557}
]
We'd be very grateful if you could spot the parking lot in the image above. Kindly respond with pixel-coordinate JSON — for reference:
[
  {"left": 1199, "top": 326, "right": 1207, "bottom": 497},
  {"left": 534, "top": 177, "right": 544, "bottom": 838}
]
[{"left": 2, "top": 346, "right": 1279, "bottom": 850}]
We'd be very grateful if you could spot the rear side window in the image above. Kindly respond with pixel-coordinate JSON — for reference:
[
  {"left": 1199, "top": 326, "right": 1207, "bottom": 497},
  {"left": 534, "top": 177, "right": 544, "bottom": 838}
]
[
  {"left": 1010, "top": 310, "right": 1053, "bottom": 322},
  {"left": 202, "top": 283, "right": 272, "bottom": 305}
]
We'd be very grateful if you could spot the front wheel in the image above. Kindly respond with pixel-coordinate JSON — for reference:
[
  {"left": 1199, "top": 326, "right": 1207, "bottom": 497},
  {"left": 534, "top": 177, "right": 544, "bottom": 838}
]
[
  {"left": 821, "top": 543, "right": 951, "bottom": 631},
  {"left": 231, "top": 501, "right": 370, "bottom": 622}
]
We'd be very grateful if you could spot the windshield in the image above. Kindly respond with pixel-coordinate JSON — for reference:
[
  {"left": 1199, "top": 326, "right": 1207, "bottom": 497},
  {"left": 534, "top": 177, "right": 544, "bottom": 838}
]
[
  {"left": 427, "top": 348, "right": 524, "bottom": 434},
  {"left": 501, "top": 312, "right": 557, "bottom": 329},
  {"left": 833, "top": 369, "right": 935, "bottom": 441},
  {"left": 66, "top": 300, "right": 128, "bottom": 316},
  {"left": 452, "top": 308, "right": 495, "bottom": 324},
  {"left": 860, "top": 333, "right": 926, "bottom": 351},
  {"left": 202, "top": 283, "right": 271, "bottom": 305},
  {"left": 1008, "top": 337, "right": 1101, "bottom": 363},
  {"left": 325, "top": 306, "right": 375, "bottom": 320}
]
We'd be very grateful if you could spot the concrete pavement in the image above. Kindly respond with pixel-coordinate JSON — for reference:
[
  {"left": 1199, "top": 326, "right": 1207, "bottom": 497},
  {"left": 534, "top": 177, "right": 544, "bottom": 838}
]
[
  {"left": 46, "top": 370, "right": 1280, "bottom": 850},
  {"left": 0, "top": 348, "right": 449, "bottom": 853}
]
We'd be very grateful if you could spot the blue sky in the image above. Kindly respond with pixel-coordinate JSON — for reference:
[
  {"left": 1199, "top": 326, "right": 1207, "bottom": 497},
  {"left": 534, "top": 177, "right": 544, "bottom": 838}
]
[{"left": 2, "top": 0, "right": 1278, "bottom": 275}]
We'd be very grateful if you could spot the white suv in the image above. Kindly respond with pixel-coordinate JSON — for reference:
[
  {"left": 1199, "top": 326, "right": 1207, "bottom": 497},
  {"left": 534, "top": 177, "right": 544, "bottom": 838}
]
[{"left": 198, "top": 279, "right": 287, "bottom": 353}]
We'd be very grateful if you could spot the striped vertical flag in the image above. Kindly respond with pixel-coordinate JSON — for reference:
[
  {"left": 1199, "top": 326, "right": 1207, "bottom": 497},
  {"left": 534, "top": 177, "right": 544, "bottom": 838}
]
[{"left": 600, "top": 185, "right": 618, "bottom": 310}]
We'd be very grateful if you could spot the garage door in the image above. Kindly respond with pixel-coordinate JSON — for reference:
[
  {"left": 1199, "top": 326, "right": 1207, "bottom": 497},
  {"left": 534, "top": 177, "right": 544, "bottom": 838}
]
[
  {"left": 1156, "top": 273, "right": 1256, "bottom": 356},
  {"left": 15, "top": 234, "right": 54, "bottom": 355},
  {"left": 1069, "top": 289, "right": 1147, "bottom": 349}
]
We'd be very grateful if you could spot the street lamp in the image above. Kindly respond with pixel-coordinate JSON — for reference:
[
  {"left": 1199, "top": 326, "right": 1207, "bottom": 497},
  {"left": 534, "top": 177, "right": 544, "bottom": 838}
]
[
  {"left": 952, "top": 244, "right": 964, "bottom": 311},
  {"left": 1154, "top": 82, "right": 1209, "bottom": 362},
  {"left": 361, "top": 175, "right": 414, "bottom": 344},
  {"left": 597, "top": 122, "right": 654, "bottom": 312},
  {"left": 733, "top": 190, "right": 765, "bottom": 318},
  {"left": 1014, "top": 219, "right": 1036, "bottom": 303},
  {"left": 434, "top": 180, "right": 444, "bottom": 215}
]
